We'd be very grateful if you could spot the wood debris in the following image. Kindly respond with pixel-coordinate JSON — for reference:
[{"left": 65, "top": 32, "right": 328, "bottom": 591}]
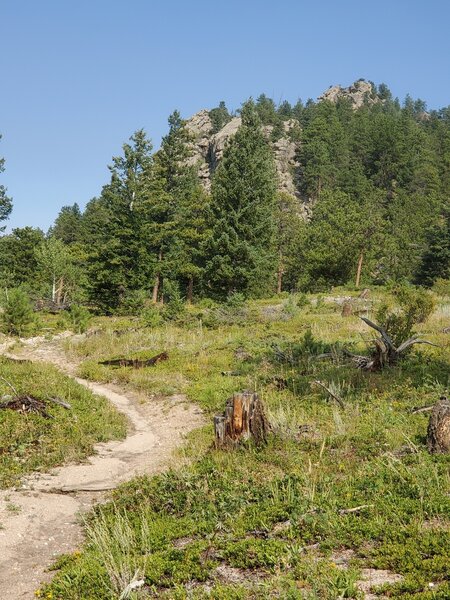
[{"left": 99, "top": 351, "right": 168, "bottom": 368}]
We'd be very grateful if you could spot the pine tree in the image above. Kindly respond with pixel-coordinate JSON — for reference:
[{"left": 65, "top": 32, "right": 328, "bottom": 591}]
[
  {"left": 0, "top": 135, "right": 12, "bottom": 230},
  {"left": 299, "top": 189, "right": 383, "bottom": 290},
  {"left": 50, "top": 203, "right": 83, "bottom": 245},
  {"left": 209, "top": 101, "right": 232, "bottom": 134},
  {"left": 147, "top": 111, "right": 209, "bottom": 302},
  {"left": 85, "top": 130, "right": 153, "bottom": 311},
  {"left": 416, "top": 204, "right": 450, "bottom": 286},
  {"left": 0, "top": 227, "right": 44, "bottom": 289},
  {"left": 205, "top": 100, "right": 277, "bottom": 298}
]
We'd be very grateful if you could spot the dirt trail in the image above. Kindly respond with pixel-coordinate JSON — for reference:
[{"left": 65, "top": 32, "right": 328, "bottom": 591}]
[{"left": 0, "top": 336, "right": 204, "bottom": 598}]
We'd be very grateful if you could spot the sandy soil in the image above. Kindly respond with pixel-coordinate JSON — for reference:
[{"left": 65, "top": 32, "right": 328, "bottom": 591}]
[{"left": 0, "top": 335, "right": 204, "bottom": 598}]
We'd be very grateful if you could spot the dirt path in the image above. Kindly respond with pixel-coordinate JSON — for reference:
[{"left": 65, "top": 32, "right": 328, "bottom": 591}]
[{"left": 0, "top": 337, "right": 204, "bottom": 598}]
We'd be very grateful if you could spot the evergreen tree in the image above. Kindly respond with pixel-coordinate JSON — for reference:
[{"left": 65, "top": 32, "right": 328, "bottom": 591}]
[
  {"left": 274, "top": 192, "right": 306, "bottom": 293},
  {"left": 148, "top": 111, "right": 209, "bottom": 302},
  {"left": 297, "top": 101, "right": 349, "bottom": 200},
  {"left": 205, "top": 100, "right": 277, "bottom": 298},
  {"left": 209, "top": 101, "right": 232, "bottom": 133},
  {"left": 299, "top": 189, "right": 383, "bottom": 290},
  {"left": 85, "top": 130, "right": 153, "bottom": 311},
  {"left": 0, "top": 227, "right": 44, "bottom": 288},
  {"left": 416, "top": 204, "right": 450, "bottom": 286},
  {"left": 0, "top": 135, "right": 12, "bottom": 230},
  {"left": 50, "top": 203, "right": 83, "bottom": 245}
]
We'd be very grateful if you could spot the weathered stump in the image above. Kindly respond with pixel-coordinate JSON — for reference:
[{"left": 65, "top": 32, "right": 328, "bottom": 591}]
[
  {"left": 341, "top": 301, "right": 353, "bottom": 317},
  {"left": 427, "top": 397, "right": 450, "bottom": 454},
  {"left": 214, "top": 391, "right": 269, "bottom": 449}
]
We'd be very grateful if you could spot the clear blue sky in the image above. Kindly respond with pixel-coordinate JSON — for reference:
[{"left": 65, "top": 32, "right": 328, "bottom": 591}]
[{"left": 1, "top": 0, "right": 449, "bottom": 232}]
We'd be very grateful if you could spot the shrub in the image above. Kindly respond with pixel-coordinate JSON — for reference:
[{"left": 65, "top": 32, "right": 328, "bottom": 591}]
[
  {"left": 376, "top": 284, "right": 435, "bottom": 346},
  {"left": 117, "top": 289, "right": 148, "bottom": 315},
  {"left": 162, "top": 281, "right": 186, "bottom": 321},
  {"left": 66, "top": 304, "right": 91, "bottom": 333},
  {"left": 141, "top": 305, "right": 163, "bottom": 328},
  {"left": 226, "top": 292, "right": 246, "bottom": 309},
  {"left": 0, "top": 288, "right": 36, "bottom": 336}
]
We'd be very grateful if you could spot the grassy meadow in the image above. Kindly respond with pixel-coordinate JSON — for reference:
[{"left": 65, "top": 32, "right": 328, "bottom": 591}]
[{"left": 12, "top": 289, "right": 450, "bottom": 598}]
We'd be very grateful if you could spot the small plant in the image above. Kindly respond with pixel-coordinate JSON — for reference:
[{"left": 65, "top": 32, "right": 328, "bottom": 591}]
[
  {"left": 296, "top": 292, "right": 310, "bottom": 309},
  {"left": 66, "top": 304, "right": 91, "bottom": 333},
  {"left": 226, "top": 291, "right": 246, "bottom": 309},
  {"left": 141, "top": 305, "right": 163, "bottom": 328},
  {"left": 162, "top": 280, "right": 186, "bottom": 321},
  {"left": 117, "top": 289, "right": 148, "bottom": 316},
  {"left": 0, "top": 288, "right": 36, "bottom": 336}
]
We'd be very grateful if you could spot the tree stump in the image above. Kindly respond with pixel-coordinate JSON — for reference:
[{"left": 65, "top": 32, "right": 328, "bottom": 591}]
[
  {"left": 214, "top": 391, "right": 270, "bottom": 449},
  {"left": 341, "top": 301, "right": 353, "bottom": 317},
  {"left": 427, "top": 397, "right": 450, "bottom": 454}
]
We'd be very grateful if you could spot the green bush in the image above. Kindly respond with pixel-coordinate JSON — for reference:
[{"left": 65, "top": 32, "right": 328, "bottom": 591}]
[
  {"left": 141, "top": 304, "right": 163, "bottom": 328},
  {"left": 66, "top": 304, "right": 91, "bottom": 333},
  {"left": 376, "top": 284, "right": 436, "bottom": 346},
  {"left": 0, "top": 288, "right": 36, "bottom": 336},
  {"left": 117, "top": 289, "right": 148, "bottom": 315},
  {"left": 162, "top": 281, "right": 186, "bottom": 321}
]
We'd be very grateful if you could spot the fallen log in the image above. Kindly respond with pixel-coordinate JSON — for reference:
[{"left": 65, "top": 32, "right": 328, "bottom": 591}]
[
  {"left": 214, "top": 391, "right": 270, "bottom": 449},
  {"left": 427, "top": 396, "right": 450, "bottom": 454},
  {"left": 99, "top": 352, "right": 168, "bottom": 368}
]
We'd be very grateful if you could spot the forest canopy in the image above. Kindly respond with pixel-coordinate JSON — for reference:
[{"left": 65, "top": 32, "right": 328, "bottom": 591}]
[{"left": 1, "top": 81, "right": 449, "bottom": 313}]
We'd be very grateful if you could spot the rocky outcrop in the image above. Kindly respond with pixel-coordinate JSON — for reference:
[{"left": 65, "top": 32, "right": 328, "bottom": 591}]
[
  {"left": 185, "top": 111, "right": 300, "bottom": 201},
  {"left": 318, "top": 80, "right": 379, "bottom": 109}
]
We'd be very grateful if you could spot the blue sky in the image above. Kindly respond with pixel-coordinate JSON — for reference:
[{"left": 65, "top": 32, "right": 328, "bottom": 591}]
[{"left": 1, "top": 0, "right": 449, "bottom": 232}]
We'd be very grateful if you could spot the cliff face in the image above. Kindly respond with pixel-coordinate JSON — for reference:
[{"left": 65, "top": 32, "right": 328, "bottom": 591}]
[
  {"left": 185, "top": 110, "right": 300, "bottom": 201},
  {"left": 318, "top": 80, "right": 380, "bottom": 109},
  {"left": 184, "top": 81, "right": 380, "bottom": 209}
]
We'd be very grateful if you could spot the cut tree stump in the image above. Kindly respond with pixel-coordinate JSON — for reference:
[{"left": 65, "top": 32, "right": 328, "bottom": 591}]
[
  {"left": 214, "top": 391, "right": 270, "bottom": 449},
  {"left": 427, "top": 396, "right": 450, "bottom": 454}
]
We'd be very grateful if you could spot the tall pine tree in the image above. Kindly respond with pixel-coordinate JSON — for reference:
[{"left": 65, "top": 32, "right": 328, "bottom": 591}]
[
  {"left": 0, "top": 134, "right": 12, "bottom": 230},
  {"left": 205, "top": 100, "right": 277, "bottom": 298}
]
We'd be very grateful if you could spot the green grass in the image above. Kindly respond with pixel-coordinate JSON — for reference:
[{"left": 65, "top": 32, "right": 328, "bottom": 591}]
[
  {"left": 0, "top": 357, "right": 127, "bottom": 488},
  {"left": 34, "top": 290, "right": 450, "bottom": 598}
]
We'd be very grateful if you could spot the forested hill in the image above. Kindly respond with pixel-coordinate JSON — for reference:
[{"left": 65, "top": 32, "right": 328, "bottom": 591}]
[{"left": 0, "top": 79, "right": 449, "bottom": 314}]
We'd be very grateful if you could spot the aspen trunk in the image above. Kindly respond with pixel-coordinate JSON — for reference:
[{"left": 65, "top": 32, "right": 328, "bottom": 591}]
[
  {"left": 277, "top": 251, "right": 283, "bottom": 294},
  {"left": 355, "top": 250, "right": 364, "bottom": 288}
]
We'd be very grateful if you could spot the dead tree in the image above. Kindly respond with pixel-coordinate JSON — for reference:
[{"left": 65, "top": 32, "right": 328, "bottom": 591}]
[
  {"left": 427, "top": 397, "right": 450, "bottom": 454},
  {"left": 214, "top": 391, "right": 270, "bottom": 449},
  {"left": 345, "top": 317, "right": 437, "bottom": 371}
]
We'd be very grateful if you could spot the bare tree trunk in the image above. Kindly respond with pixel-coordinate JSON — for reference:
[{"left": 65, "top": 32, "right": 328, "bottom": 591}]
[
  {"left": 355, "top": 250, "right": 364, "bottom": 288},
  {"left": 277, "top": 250, "right": 284, "bottom": 294},
  {"left": 152, "top": 250, "right": 162, "bottom": 304},
  {"left": 187, "top": 277, "right": 194, "bottom": 304},
  {"left": 52, "top": 275, "right": 56, "bottom": 303},
  {"left": 55, "top": 277, "right": 64, "bottom": 307}
]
